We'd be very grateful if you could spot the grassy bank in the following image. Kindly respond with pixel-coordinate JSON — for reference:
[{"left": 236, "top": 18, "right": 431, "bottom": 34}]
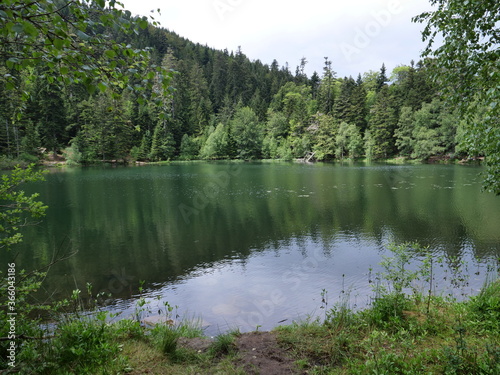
[
  {"left": 5, "top": 281, "right": 498, "bottom": 374},
  {"left": 2, "top": 244, "right": 499, "bottom": 374}
]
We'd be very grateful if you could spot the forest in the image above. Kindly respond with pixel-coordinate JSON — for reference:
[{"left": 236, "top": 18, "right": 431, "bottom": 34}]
[{"left": 0, "top": 17, "right": 476, "bottom": 165}]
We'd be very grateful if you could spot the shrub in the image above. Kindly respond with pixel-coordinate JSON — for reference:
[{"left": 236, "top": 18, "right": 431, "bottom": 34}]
[{"left": 467, "top": 280, "right": 500, "bottom": 330}]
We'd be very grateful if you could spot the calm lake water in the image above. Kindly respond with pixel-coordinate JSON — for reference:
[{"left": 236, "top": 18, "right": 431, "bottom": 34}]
[{"left": 4, "top": 162, "right": 500, "bottom": 334}]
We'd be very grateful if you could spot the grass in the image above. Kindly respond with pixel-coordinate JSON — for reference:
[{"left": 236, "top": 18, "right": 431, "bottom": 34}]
[
  {"left": 3, "top": 244, "right": 499, "bottom": 374},
  {"left": 12, "top": 283, "right": 497, "bottom": 374},
  {"left": 275, "top": 281, "right": 499, "bottom": 374}
]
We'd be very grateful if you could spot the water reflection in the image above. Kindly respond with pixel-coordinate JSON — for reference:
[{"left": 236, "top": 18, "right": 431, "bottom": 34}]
[{"left": 3, "top": 162, "right": 500, "bottom": 333}]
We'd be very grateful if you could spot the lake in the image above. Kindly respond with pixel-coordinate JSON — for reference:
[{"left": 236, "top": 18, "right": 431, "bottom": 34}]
[{"left": 4, "top": 162, "right": 500, "bottom": 335}]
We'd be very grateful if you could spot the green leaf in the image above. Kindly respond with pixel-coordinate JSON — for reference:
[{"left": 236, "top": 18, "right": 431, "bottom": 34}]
[
  {"left": 76, "top": 30, "right": 90, "bottom": 41},
  {"left": 23, "top": 22, "right": 38, "bottom": 37},
  {"left": 98, "top": 82, "right": 108, "bottom": 92},
  {"left": 53, "top": 38, "right": 64, "bottom": 50},
  {"left": 85, "top": 84, "right": 96, "bottom": 95},
  {"left": 139, "top": 19, "right": 148, "bottom": 29},
  {"left": 104, "top": 49, "right": 117, "bottom": 58},
  {"left": 12, "top": 23, "right": 24, "bottom": 34}
]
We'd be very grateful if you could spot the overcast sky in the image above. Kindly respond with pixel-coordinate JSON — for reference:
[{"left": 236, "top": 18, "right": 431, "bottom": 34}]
[{"left": 120, "top": 0, "right": 433, "bottom": 78}]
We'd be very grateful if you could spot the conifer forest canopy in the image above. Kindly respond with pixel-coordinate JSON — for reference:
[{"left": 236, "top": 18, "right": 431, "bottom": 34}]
[{"left": 0, "top": 0, "right": 499, "bottom": 194}]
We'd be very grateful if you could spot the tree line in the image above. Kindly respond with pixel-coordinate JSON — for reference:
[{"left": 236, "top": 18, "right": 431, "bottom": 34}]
[{"left": 0, "top": 12, "right": 482, "bottom": 165}]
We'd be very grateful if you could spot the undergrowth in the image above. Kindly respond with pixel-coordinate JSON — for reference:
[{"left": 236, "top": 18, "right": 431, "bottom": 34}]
[{"left": 1, "top": 242, "right": 499, "bottom": 374}]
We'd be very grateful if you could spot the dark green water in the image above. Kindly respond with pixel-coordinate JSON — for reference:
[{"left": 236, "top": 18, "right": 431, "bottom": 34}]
[{"left": 3, "top": 162, "right": 500, "bottom": 333}]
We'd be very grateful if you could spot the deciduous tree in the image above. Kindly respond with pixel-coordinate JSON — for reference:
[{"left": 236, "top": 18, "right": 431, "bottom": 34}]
[{"left": 414, "top": 0, "right": 500, "bottom": 193}]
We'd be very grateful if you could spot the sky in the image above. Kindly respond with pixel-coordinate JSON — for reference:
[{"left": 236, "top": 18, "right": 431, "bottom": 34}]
[{"left": 120, "top": 0, "right": 433, "bottom": 78}]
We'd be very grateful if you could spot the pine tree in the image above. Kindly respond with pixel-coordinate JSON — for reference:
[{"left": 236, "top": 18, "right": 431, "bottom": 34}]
[
  {"left": 179, "top": 134, "right": 200, "bottom": 160},
  {"left": 317, "top": 58, "right": 336, "bottom": 114},
  {"left": 309, "top": 71, "right": 321, "bottom": 100},
  {"left": 351, "top": 74, "right": 368, "bottom": 132},
  {"left": 149, "top": 122, "right": 176, "bottom": 161},
  {"left": 364, "top": 129, "right": 376, "bottom": 159},
  {"left": 376, "top": 63, "right": 388, "bottom": 92},
  {"left": 394, "top": 106, "right": 415, "bottom": 156},
  {"left": 368, "top": 86, "right": 397, "bottom": 158},
  {"left": 188, "top": 63, "right": 213, "bottom": 134},
  {"left": 228, "top": 47, "right": 252, "bottom": 105},
  {"left": 26, "top": 69, "right": 67, "bottom": 153},
  {"left": 410, "top": 99, "right": 457, "bottom": 160},
  {"left": 333, "top": 77, "right": 356, "bottom": 124},
  {"left": 294, "top": 57, "right": 308, "bottom": 85},
  {"left": 138, "top": 130, "right": 152, "bottom": 161},
  {"left": 20, "top": 120, "right": 41, "bottom": 158},
  {"left": 209, "top": 51, "right": 229, "bottom": 112}
]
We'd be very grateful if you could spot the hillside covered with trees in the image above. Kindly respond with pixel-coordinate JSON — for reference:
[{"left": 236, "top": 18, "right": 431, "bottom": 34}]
[{"left": 0, "top": 10, "right": 477, "bottom": 165}]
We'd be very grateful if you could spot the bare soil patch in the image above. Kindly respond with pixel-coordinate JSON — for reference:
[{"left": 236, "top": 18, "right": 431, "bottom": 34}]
[{"left": 233, "top": 331, "right": 300, "bottom": 375}]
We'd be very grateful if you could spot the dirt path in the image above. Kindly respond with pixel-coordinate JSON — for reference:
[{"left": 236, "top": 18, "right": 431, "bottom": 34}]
[
  {"left": 178, "top": 331, "right": 301, "bottom": 374},
  {"left": 234, "top": 332, "right": 300, "bottom": 374}
]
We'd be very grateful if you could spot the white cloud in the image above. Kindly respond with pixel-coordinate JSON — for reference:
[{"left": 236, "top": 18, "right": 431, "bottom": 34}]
[{"left": 121, "top": 0, "right": 432, "bottom": 77}]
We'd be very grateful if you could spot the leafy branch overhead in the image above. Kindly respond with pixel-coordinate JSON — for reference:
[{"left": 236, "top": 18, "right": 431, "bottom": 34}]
[
  {"left": 0, "top": 0, "right": 173, "bottom": 107},
  {"left": 0, "top": 164, "right": 47, "bottom": 250},
  {"left": 413, "top": 0, "right": 500, "bottom": 194}
]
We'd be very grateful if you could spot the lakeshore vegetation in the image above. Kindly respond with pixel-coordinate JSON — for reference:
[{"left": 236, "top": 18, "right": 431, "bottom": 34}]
[{"left": 1, "top": 0, "right": 499, "bottom": 373}]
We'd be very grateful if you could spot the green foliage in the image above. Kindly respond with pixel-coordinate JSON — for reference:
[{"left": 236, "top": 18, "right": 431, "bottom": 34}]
[
  {"left": 0, "top": 165, "right": 47, "bottom": 249},
  {"left": 276, "top": 138, "right": 294, "bottom": 160},
  {"left": 442, "top": 325, "right": 500, "bottom": 375},
  {"left": 317, "top": 58, "right": 336, "bottom": 115},
  {"left": 265, "top": 111, "right": 289, "bottom": 139},
  {"left": 138, "top": 130, "right": 153, "bottom": 161},
  {"left": 333, "top": 76, "right": 356, "bottom": 124},
  {"left": 0, "top": 0, "right": 172, "bottom": 102},
  {"left": 208, "top": 333, "right": 237, "bottom": 358},
  {"left": 230, "top": 107, "right": 262, "bottom": 159},
  {"left": 335, "top": 122, "right": 363, "bottom": 159},
  {"left": 276, "top": 243, "right": 499, "bottom": 374},
  {"left": 467, "top": 280, "right": 500, "bottom": 331},
  {"left": 0, "top": 0, "right": 496, "bottom": 176},
  {"left": 149, "top": 122, "right": 175, "bottom": 161},
  {"left": 311, "top": 113, "right": 337, "bottom": 160},
  {"left": 20, "top": 121, "right": 41, "bottom": 158},
  {"left": 261, "top": 135, "right": 278, "bottom": 159},
  {"left": 157, "top": 326, "right": 180, "bottom": 356},
  {"left": 363, "top": 129, "right": 376, "bottom": 160},
  {"left": 395, "top": 106, "right": 415, "bottom": 156},
  {"left": 200, "top": 123, "right": 229, "bottom": 159},
  {"left": 179, "top": 134, "right": 200, "bottom": 160},
  {"left": 368, "top": 86, "right": 397, "bottom": 159},
  {"left": 369, "top": 243, "right": 422, "bottom": 329},
  {"left": 0, "top": 0, "right": 485, "bottom": 166},
  {"left": 413, "top": 0, "right": 500, "bottom": 193},
  {"left": 411, "top": 99, "right": 456, "bottom": 160},
  {"left": 63, "top": 143, "right": 83, "bottom": 166},
  {"left": 70, "top": 91, "right": 136, "bottom": 161},
  {"left": 0, "top": 270, "right": 49, "bottom": 369},
  {"left": 51, "top": 313, "right": 119, "bottom": 369}
]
